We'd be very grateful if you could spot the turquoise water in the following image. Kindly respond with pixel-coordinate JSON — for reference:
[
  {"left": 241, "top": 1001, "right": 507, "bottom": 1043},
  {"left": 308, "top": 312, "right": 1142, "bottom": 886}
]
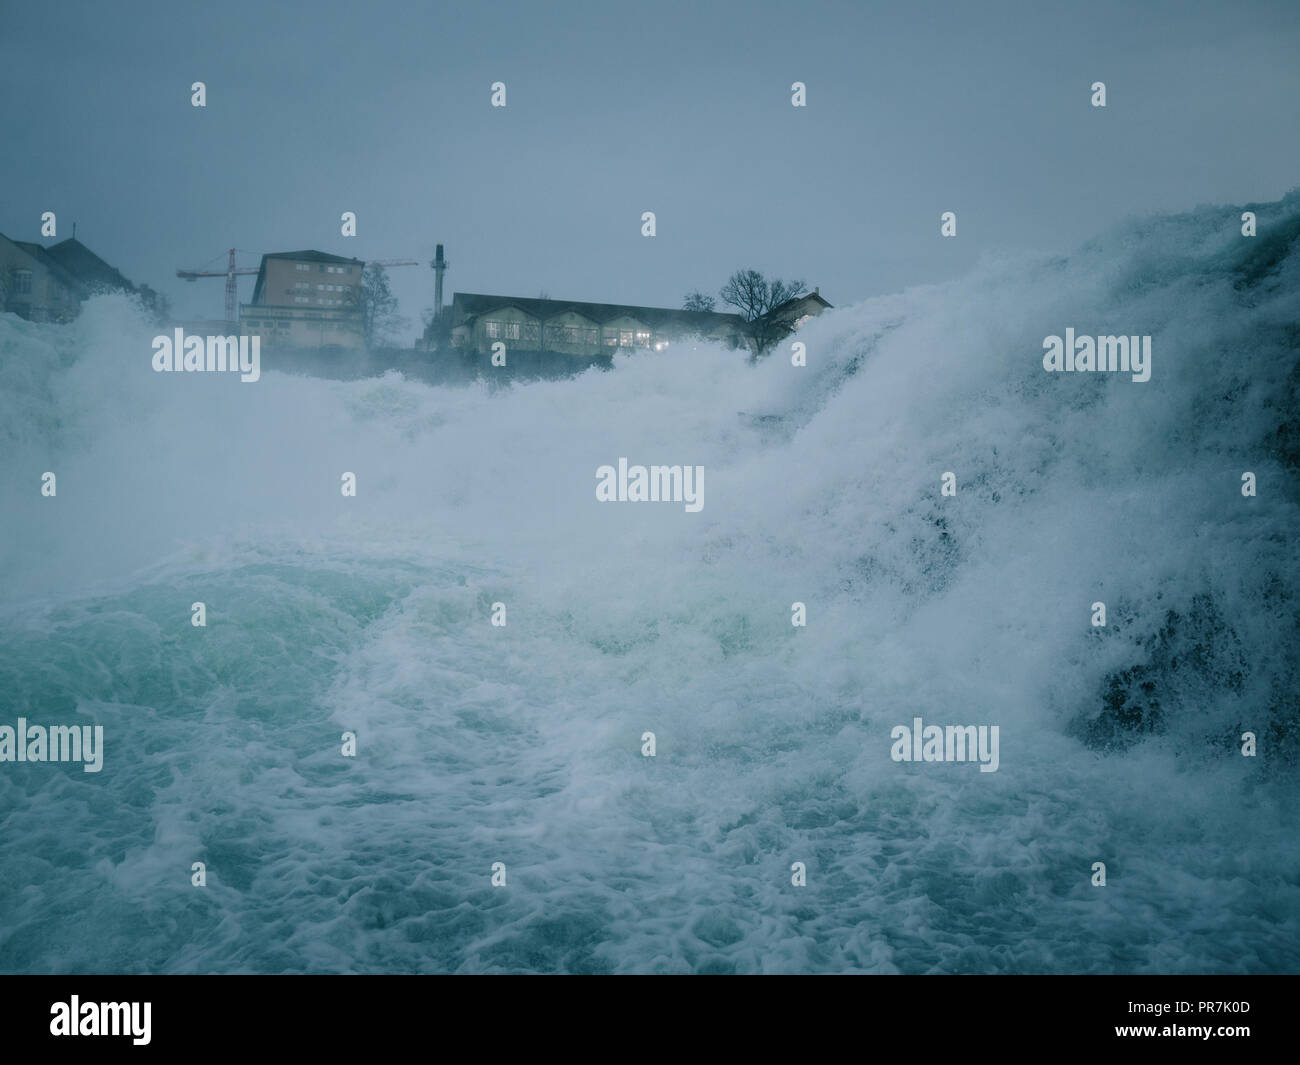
[{"left": 1, "top": 193, "right": 1298, "bottom": 973}]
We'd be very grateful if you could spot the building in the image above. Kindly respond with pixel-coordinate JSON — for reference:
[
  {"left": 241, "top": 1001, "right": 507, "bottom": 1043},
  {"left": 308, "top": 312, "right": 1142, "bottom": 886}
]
[
  {"left": 740, "top": 287, "right": 834, "bottom": 353},
  {"left": 240, "top": 250, "right": 365, "bottom": 349},
  {"left": 769, "top": 288, "right": 833, "bottom": 332},
  {"left": 447, "top": 292, "right": 751, "bottom": 358},
  {"left": 441, "top": 285, "right": 833, "bottom": 359},
  {"left": 0, "top": 233, "right": 149, "bottom": 322},
  {"left": 0, "top": 234, "right": 79, "bottom": 322}
]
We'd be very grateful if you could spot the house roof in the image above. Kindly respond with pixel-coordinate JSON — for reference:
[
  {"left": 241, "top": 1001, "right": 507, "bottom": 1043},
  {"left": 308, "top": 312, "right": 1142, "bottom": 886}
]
[
  {"left": 42, "top": 238, "right": 137, "bottom": 293},
  {"left": 451, "top": 292, "right": 746, "bottom": 330},
  {"left": 770, "top": 289, "right": 832, "bottom": 318}
]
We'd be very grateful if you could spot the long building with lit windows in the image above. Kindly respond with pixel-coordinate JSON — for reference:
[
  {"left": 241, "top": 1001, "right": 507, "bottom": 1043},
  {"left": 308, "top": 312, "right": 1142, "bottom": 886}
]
[{"left": 447, "top": 292, "right": 754, "bottom": 358}]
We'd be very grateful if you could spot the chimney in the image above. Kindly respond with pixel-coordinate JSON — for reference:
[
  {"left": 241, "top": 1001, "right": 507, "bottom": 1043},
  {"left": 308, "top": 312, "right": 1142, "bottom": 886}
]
[{"left": 432, "top": 243, "right": 448, "bottom": 321}]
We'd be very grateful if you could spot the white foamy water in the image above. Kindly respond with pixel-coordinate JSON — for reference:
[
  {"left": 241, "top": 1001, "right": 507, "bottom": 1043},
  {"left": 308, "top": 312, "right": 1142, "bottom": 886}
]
[{"left": 1, "top": 193, "right": 1298, "bottom": 973}]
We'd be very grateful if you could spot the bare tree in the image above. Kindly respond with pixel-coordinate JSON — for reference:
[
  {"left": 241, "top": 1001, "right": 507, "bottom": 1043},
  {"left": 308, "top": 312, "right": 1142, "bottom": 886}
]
[
  {"left": 682, "top": 290, "right": 716, "bottom": 312},
  {"left": 421, "top": 304, "right": 452, "bottom": 352},
  {"left": 718, "top": 269, "right": 806, "bottom": 354},
  {"left": 349, "top": 264, "right": 408, "bottom": 348}
]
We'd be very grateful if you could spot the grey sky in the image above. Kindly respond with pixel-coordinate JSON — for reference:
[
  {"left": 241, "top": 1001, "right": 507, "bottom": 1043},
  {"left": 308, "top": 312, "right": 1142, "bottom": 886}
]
[{"left": 3, "top": 0, "right": 1297, "bottom": 342}]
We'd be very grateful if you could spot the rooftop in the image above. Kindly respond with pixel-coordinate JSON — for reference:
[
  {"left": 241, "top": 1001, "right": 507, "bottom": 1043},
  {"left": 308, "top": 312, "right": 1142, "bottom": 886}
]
[
  {"left": 42, "top": 237, "right": 137, "bottom": 292},
  {"left": 263, "top": 250, "right": 365, "bottom": 265},
  {"left": 452, "top": 292, "right": 746, "bottom": 329}
]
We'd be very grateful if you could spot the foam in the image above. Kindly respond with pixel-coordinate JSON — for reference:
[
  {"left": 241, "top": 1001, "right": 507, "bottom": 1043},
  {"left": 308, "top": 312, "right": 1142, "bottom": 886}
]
[{"left": 0, "top": 192, "right": 1297, "bottom": 972}]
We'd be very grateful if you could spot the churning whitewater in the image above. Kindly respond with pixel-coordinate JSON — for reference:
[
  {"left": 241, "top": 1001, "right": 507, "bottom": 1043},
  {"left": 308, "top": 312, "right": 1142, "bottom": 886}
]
[{"left": 1, "top": 194, "right": 1298, "bottom": 973}]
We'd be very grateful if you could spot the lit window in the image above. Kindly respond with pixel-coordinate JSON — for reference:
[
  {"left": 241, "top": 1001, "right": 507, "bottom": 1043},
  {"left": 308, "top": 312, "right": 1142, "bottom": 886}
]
[
  {"left": 505, "top": 321, "right": 521, "bottom": 340},
  {"left": 635, "top": 330, "right": 651, "bottom": 347},
  {"left": 485, "top": 321, "right": 501, "bottom": 339},
  {"left": 619, "top": 330, "right": 634, "bottom": 347}
]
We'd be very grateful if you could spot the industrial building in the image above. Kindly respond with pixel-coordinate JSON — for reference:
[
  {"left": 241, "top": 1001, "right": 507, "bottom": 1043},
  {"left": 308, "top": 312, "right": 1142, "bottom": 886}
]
[{"left": 238, "top": 250, "right": 366, "bottom": 349}]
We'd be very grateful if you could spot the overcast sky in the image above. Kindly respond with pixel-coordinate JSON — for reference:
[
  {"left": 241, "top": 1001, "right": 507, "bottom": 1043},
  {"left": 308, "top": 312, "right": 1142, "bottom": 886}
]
[{"left": 3, "top": 0, "right": 1298, "bottom": 342}]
